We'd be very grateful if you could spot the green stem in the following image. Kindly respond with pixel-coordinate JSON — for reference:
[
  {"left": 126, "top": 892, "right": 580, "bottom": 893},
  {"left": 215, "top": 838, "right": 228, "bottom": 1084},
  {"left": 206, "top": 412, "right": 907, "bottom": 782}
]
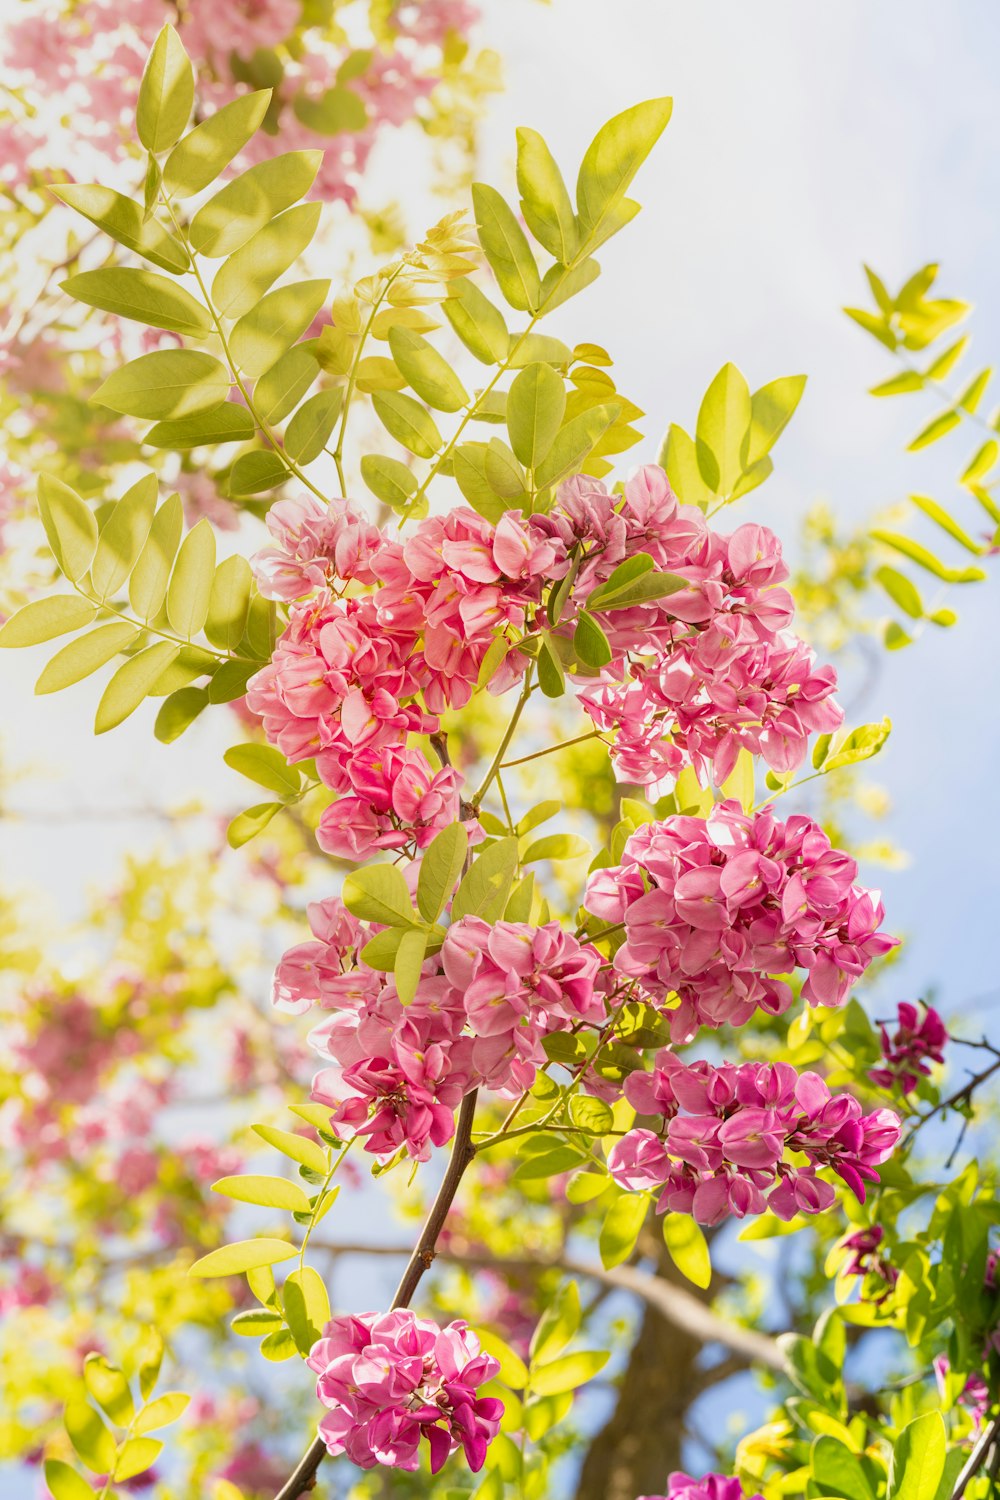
[
  {"left": 160, "top": 193, "right": 332, "bottom": 507},
  {"left": 299, "top": 1141, "right": 351, "bottom": 1271},
  {"left": 471, "top": 666, "right": 534, "bottom": 807},
  {"left": 331, "top": 265, "right": 406, "bottom": 497},
  {"left": 73, "top": 583, "right": 254, "bottom": 663},
  {"left": 500, "top": 730, "right": 601, "bottom": 769}
]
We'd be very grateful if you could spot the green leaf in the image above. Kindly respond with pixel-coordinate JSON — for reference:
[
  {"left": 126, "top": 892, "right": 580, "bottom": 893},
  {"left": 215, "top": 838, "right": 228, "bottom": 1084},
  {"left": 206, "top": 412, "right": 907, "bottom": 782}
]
[
  {"left": 569, "top": 1096, "right": 614, "bottom": 1133},
  {"left": 36, "top": 621, "right": 140, "bottom": 695},
  {"left": 50, "top": 185, "right": 188, "bottom": 274},
  {"left": 573, "top": 610, "right": 611, "bottom": 668},
  {"left": 811, "top": 1436, "right": 876, "bottom": 1500},
  {"left": 516, "top": 127, "right": 578, "bottom": 263},
  {"left": 884, "top": 620, "right": 913, "bottom": 651},
  {"left": 662, "top": 1212, "right": 711, "bottom": 1289},
  {"left": 659, "top": 422, "right": 715, "bottom": 510},
  {"left": 696, "top": 363, "right": 752, "bottom": 495},
  {"left": 154, "top": 685, "right": 209, "bottom": 742},
  {"left": 212, "top": 202, "right": 323, "bottom": 319},
  {"left": 251, "top": 1124, "right": 327, "bottom": 1174},
  {"left": 92, "top": 474, "right": 158, "bottom": 600},
  {"left": 522, "top": 834, "right": 589, "bottom": 863},
  {"left": 476, "top": 1329, "right": 529, "bottom": 1391},
  {"left": 887, "top": 1412, "right": 946, "bottom": 1500},
  {"left": 441, "top": 277, "right": 509, "bottom": 364},
  {"left": 189, "top": 151, "right": 324, "bottom": 257},
  {"left": 530, "top": 1281, "right": 581, "bottom": 1364},
  {"left": 115, "top": 1437, "right": 163, "bottom": 1481},
  {"left": 372, "top": 391, "right": 442, "bottom": 460},
  {"left": 394, "top": 927, "right": 428, "bottom": 1005},
  {"left": 224, "top": 742, "right": 300, "bottom": 798},
  {"left": 512, "top": 1145, "right": 587, "bottom": 1182},
  {"left": 254, "top": 344, "right": 319, "bottom": 424},
  {"left": 910, "top": 493, "right": 984, "bottom": 555},
  {"left": 163, "top": 90, "right": 272, "bottom": 196},
  {"left": 875, "top": 565, "right": 923, "bottom": 619},
  {"left": 870, "top": 371, "right": 925, "bottom": 397},
  {"left": 44, "top": 1460, "right": 94, "bottom": 1500},
  {"left": 537, "top": 256, "right": 601, "bottom": 313},
  {"left": 204, "top": 555, "right": 252, "bottom": 652},
  {"left": 62, "top": 268, "right": 211, "bottom": 338},
  {"left": 485, "top": 438, "right": 527, "bottom": 500},
  {"left": 212, "top": 1174, "right": 311, "bottom": 1212},
  {"left": 95, "top": 350, "right": 230, "bottom": 420},
  {"left": 417, "top": 822, "right": 469, "bottom": 923},
  {"left": 507, "top": 362, "right": 566, "bottom": 468},
  {"left": 94, "top": 640, "right": 180, "bottom": 732},
  {"left": 871, "top": 529, "right": 986, "bottom": 584},
  {"left": 83, "top": 1354, "right": 133, "bottom": 1425},
  {"left": 452, "top": 837, "right": 519, "bottom": 923},
  {"left": 285, "top": 388, "right": 343, "bottom": 464},
  {"left": 908, "top": 409, "right": 961, "bottom": 451},
  {"left": 0, "top": 595, "right": 96, "bottom": 649},
  {"left": 165, "top": 518, "right": 216, "bottom": 638},
  {"left": 824, "top": 718, "right": 892, "bottom": 771},
  {"left": 136, "top": 1329, "right": 163, "bottom": 1401},
  {"left": 529, "top": 1349, "right": 609, "bottom": 1397},
  {"left": 146, "top": 404, "right": 255, "bottom": 450},
  {"left": 130, "top": 492, "right": 183, "bottom": 619},
  {"left": 229, "top": 450, "right": 289, "bottom": 497},
  {"left": 388, "top": 326, "right": 468, "bottom": 413},
  {"left": 260, "top": 1328, "right": 298, "bottom": 1362},
  {"left": 227, "top": 801, "right": 282, "bottom": 846},
  {"left": 293, "top": 85, "right": 368, "bottom": 135},
  {"left": 575, "top": 98, "right": 672, "bottom": 252},
  {"left": 534, "top": 403, "right": 620, "bottom": 488},
  {"left": 472, "top": 183, "right": 541, "bottom": 313},
  {"left": 600, "top": 1192, "right": 649, "bottom": 1269},
  {"left": 137, "top": 25, "right": 193, "bottom": 152},
  {"left": 537, "top": 630, "right": 566, "bottom": 698},
  {"left": 283, "top": 1266, "right": 331, "bottom": 1356},
  {"left": 231, "top": 1308, "right": 283, "bottom": 1336},
  {"left": 746, "top": 374, "right": 806, "bottom": 466},
  {"left": 133, "top": 1392, "right": 189, "bottom": 1435},
  {"left": 37, "top": 473, "right": 99, "bottom": 582},
  {"left": 63, "top": 1396, "right": 117, "bottom": 1474},
  {"left": 587, "top": 557, "right": 684, "bottom": 611},
  {"left": 454, "top": 443, "right": 507, "bottom": 524},
  {"left": 189, "top": 1237, "right": 298, "bottom": 1277},
  {"left": 360, "top": 454, "right": 418, "bottom": 512},
  {"left": 229, "top": 279, "right": 330, "bottom": 379},
  {"left": 343, "top": 864, "right": 417, "bottom": 926}
]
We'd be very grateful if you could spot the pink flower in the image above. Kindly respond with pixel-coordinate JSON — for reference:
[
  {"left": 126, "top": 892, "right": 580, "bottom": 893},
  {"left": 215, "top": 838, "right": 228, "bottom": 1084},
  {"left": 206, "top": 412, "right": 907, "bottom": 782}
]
[
  {"left": 641, "top": 1473, "right": 762, "bottom": 1500},
  {"left": 609, "top": 1052, "right": 901, "bottom": 1225},
  {"left": 316, "top": 747, "right": 464, "bottom": 861},
  {"left": 251, "top": 495, "right": 382, "bottom": 601},
  {"left": 869, "top": 1001, "right": 947, "bottom": 1094},
  {"left": 586, "top": 802, "right": 897, "bottom": 1042},
  {"left": 307, "top": 1310, "right": 503, "bottom": 1473}
]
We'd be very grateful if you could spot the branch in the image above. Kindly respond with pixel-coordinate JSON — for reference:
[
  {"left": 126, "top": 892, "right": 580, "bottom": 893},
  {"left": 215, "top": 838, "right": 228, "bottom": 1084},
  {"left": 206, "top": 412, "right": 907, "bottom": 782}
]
[
  {"left": 272, "top": 1091, "right": 479, "bottom": 1500},
  {"left": 308, "top": 1238, "right": 788, "bottom": 1374},
  {"left": 952, "top": 1412, "right": 1000, "bottom": 1500}
]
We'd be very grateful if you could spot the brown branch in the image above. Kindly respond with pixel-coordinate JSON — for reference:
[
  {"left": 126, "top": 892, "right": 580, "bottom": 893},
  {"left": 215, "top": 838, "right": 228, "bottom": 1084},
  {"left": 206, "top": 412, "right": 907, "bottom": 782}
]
[
  {"left": 952, "top": 1412, "right": 1000, "bottom": 1500},
  {"left": 309, "top": 1238, "right": 788, "bottom": 1374},
  {"left": 272, "top": 1090, "right": 480, "bottom": 1500}
]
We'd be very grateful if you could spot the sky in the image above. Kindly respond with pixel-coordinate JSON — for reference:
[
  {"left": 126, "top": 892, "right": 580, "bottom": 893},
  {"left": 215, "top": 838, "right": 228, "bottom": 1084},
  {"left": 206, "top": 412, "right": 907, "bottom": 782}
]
[{"left": 2, "top": 1, "right": 1000, "bottom": 1491}]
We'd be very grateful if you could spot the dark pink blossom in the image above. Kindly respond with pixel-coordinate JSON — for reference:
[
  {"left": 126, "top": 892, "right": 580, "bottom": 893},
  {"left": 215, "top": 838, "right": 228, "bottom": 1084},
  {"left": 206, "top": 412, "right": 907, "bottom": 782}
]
[{"left": 869, "top": 1001, "right": 947, "bottom": 1094}]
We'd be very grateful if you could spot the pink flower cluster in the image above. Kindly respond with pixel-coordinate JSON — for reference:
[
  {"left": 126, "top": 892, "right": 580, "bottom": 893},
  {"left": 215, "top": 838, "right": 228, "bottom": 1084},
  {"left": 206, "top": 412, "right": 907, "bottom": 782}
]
[
  {"left": 533, "top": 466, "right": 842, "bottom": 788},
  {"left": 248, "top": 500, "right": 566, "bottom": 854},
  {"left": 644, "top": 1476, "right": 761, "bottom": 1500},
  {"left": 307, "top": 1310, "right": 503, "bottom": 1473},
  {"left": 869, "top": 1001, "right": 947, "bottom": 1094},
  {"left": 586, "top": 800, "right": 896, "bottom": 1042},
  {"left": 1, "top": 0, "right": 479, "bottom": 201},
  {"left": 609, "top": 1054, "right": 901, "bottom": 1224},
  {"left": 642, "top": 1475, "right": 762, "bottom": 1500},
  {"left": 840, "top": 1225, "right": 898, "bottom": 1300},
  {"left": 274, "top": 898, "right": 603, "bottom": 1160}
]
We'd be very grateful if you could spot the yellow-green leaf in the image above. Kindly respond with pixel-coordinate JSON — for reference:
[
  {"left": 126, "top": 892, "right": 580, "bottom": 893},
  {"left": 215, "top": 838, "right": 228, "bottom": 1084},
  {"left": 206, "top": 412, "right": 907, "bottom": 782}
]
[
  {"left": 441, "top": 277, "right": 509, "bottom": 365},
  {"left": 696, "top": 362, "right": 752, "bottom": 495},
  {"left": 62, "top": 268, "right": 211, "bottom": 337},
  {"left": 0, "top": 595, "right": 96, "bottom": 649},
  {"left": 212, "top": 202, "right": 323, "bottom": 319},
  {"left": 50, "top": 185, "right": 188, "bottom": 275},
  {"left": 36, "top": 621, "right": 140, "bottom": 695},
  {"left": 662, "top": 1211, "right": 711, "bottom": 1289},
  {"left": 746, "top": 374, "right": 806, "bottom": 466},
  {"left": 91, "top": 474, "right": 158, "bottom": 600},
  {"left": 230, "top": 278, "right": 330, "bottom": 379},
  {"left": 130, "top": 492, "right": 183, "bottom": 620},
  {"left": 360, "top": 454, "right": 418, "bottom": 512},
  {"left": 599, "top": 1191, "right": 648, "bottom": 1268},
  {"left": 283, "top": 1266, "right": 331, "bottom": 1355},
  {"left": 189, "top": 151, "right": 323, "bottom": 257},
  {"left": 285, "top": 388, "right": 343, "bottom": 464},
  {"left": 372, "top": 391, "right": 442, "bottom": 460},
  {"left": 416, "top": 822, "right": 468, "bottom": 923},
  {"left": 507, "top": 362, "right": 566, "bottom": 468},
  {"left": 575, "top": 98, "right": 672, "bottom": 252},
  {"left": 472, "top": 183, "right": 541, "bottom": 314},
  {"left": 211, "top": 1174, "right": 311, "bottom": 1212},
  {"left": 37, "top": 473, "right": 99, "bottom": 582},
  {"left": 145, "top": 404, "right": 255, "bottom": 449},
  {"left": 205, "top": 555, "right": 252, "bottom": 651},
  {"left": 94, "top": 641, "right": 180, "bottom": 733},
  {"left": 388, "top": 326, "right": 468, "bottom": 413},
  {"left": 251, "top": 1124, "right": 328, "bottom": 1175},
  {"left": 137, "top": 25, "right": 193, "bottom": 153},
  {"left": 163, "top": 90, "right": 271, "bottom": 197},
  {"left": 528, "top": 1349, "right": 609, "bottom": 1397},
  {"left": 166, "top": 518, "right": 216, "bottom": 637},
  {"left": 95, "top": 350, "right": 230, "bottom": 421},
  {"left": 516, "top": 127, "right": 578, "bottom": 264},
  {"left": 44, "top": 1460, "right": 94, "bottom": 1500},
  {"left": 114, "top": 1437, "right": 163, "bottom": 1481},
  {"left": 133, "top": 1392, "right": 189, "bottom": 1435},
  {"left": 188, "top": 1237, "right": 298, "bottom": 1277},
  {"left": 659, "top": 422, "right": 715, "bottom": 510},
  {"left": 63, "top": 1396, "right": 117, "bottom": 1475},
  {"left": 254, "top": 344, "right": 318, "bottom": 424}
]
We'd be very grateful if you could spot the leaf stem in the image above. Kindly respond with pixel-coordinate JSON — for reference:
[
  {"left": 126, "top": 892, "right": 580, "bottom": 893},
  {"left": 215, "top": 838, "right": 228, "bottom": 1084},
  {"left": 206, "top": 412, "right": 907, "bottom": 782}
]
[{"left": 471, "top": 666, "right": 534, "bottom": 807}]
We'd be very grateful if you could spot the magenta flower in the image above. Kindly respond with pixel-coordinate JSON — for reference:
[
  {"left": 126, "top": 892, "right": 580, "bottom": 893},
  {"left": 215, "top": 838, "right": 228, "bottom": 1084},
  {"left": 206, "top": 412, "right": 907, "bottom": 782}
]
[
  {"left": 586, "top": 801, "right": 897, "bottom": 1041},
  {"left": 307, "top": 1310, "right": 503, "bottom": 1473},
  {"left": 640, "top": 1472, "right": 763, "bottom": 1500},
  {"left": 869, "top": 1001, "right": 947, "bottom": 1094},
  {"left": 608, "top": 1053, "right": 901, "bottom": 1225}
]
